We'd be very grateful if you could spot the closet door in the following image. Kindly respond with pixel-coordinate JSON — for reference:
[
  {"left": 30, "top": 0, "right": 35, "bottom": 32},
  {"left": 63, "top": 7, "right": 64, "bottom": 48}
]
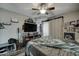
[{"left": 49, "top": 18, "right": 63, "bottom": 39}]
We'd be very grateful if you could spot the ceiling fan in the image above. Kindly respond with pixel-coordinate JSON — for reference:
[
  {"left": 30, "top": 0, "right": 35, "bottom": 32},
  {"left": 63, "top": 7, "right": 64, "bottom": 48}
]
[{"left": 32, "top": 3, "right": 55, "bottom": 15}]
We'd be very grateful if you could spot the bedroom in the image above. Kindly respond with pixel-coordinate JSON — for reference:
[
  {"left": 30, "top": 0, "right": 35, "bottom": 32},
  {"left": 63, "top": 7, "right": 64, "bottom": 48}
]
[{"left": 0, "top": 3, "right": 79, "bottom": 56}]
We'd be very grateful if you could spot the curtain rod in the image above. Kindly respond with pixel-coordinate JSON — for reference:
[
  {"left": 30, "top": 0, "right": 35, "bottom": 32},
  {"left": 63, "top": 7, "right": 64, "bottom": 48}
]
[{"left": 42, "top": 16, "right": 64, "bottom": 22}]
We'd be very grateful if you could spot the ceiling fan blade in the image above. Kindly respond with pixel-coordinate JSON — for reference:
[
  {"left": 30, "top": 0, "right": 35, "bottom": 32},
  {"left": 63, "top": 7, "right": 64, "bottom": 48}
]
[
  {"left": 32, "top": 8, "right": 39, "bottom": 10},
  {"left": 47, "top": 7, "right": 55, "bottom": 10}
]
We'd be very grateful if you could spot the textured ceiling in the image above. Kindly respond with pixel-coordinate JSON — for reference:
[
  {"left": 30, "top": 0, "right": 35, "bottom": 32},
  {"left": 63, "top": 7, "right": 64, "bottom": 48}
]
[{"left": 0, "top": 3, "right": 79, "bottom": 21}]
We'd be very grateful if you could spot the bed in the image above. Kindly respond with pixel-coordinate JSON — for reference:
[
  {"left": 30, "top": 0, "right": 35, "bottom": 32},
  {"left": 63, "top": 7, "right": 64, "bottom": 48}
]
[{"left": 25, "top": 36, "right": 79, "bottom": 56}]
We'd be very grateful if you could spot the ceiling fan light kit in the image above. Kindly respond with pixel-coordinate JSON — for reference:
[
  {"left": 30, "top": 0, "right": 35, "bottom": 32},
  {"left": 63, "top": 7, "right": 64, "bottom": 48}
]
[
  {"left": 32, "top": 3, "right": 55, "bottom": 15},
  {"left": 40, "top": 9, "right": 46, "bottom": 14}
]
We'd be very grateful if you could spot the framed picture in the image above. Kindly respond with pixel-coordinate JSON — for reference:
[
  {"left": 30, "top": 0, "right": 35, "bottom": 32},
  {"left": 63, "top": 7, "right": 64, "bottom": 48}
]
[
  {"left": 77, "top": 20, "right": 79, "bottom": 24},
  {"left": 64, "top": 32, "right": 75, "bottom": 41},
  {"left": 75, "top": 20, "right": 79, "bottom": 27},
  {"left": 70, "top": 21, "right": 75, "bottom": 25}
]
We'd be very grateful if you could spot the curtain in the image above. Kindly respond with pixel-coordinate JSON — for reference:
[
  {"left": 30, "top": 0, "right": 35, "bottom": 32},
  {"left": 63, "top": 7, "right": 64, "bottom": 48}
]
[
  {"left": 42, "top": 22, "right": 49, "bottom": 36},
  {"left": 49, "top": 18, "right": 64, "bottom": 39}
]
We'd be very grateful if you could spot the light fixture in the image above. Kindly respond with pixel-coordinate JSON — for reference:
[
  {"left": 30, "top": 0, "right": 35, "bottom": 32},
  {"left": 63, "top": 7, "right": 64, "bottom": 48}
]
[
  {"left": 40, "top": 9, "right": 46, "bottom": 14},
  {"left": 32, "top": 3, "right": 55, "bottom": 14},
  {"left": 39, "top": 5, "right": 46, "bottom": 14}
]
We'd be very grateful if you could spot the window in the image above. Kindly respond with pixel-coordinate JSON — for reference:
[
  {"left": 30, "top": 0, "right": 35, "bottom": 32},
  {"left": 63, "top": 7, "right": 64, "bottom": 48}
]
[{"left": 43, "top": 22, "right": 49, "bottom": 36}]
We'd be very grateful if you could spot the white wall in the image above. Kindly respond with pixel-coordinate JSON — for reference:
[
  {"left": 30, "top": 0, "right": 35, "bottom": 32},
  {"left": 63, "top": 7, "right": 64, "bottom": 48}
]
[{"left": 0, "top": 8, "right": 27, "bottom": 44}]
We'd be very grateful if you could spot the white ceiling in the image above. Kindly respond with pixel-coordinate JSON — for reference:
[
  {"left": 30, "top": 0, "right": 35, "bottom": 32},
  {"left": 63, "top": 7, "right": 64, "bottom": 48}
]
[{"left": 0, "top": 3, "right": 79, "bottom": 20}]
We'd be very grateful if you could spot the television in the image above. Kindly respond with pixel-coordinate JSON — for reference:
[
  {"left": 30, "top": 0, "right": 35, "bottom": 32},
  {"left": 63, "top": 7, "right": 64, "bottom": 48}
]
[{"left": 23, "top": 23, "right": 37, "bottom": 32}]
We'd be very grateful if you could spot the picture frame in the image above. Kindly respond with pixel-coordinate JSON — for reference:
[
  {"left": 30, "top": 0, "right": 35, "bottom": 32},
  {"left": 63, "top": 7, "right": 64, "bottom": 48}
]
[
  {"left": 64, "top": 32, "right": 75, "bottom": 41},
  {"left": 77, "top": 20, "right": 79, "bottom": 24},
  {"left": 70, "top": 21, "right": 75, "bottom": 25}
]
